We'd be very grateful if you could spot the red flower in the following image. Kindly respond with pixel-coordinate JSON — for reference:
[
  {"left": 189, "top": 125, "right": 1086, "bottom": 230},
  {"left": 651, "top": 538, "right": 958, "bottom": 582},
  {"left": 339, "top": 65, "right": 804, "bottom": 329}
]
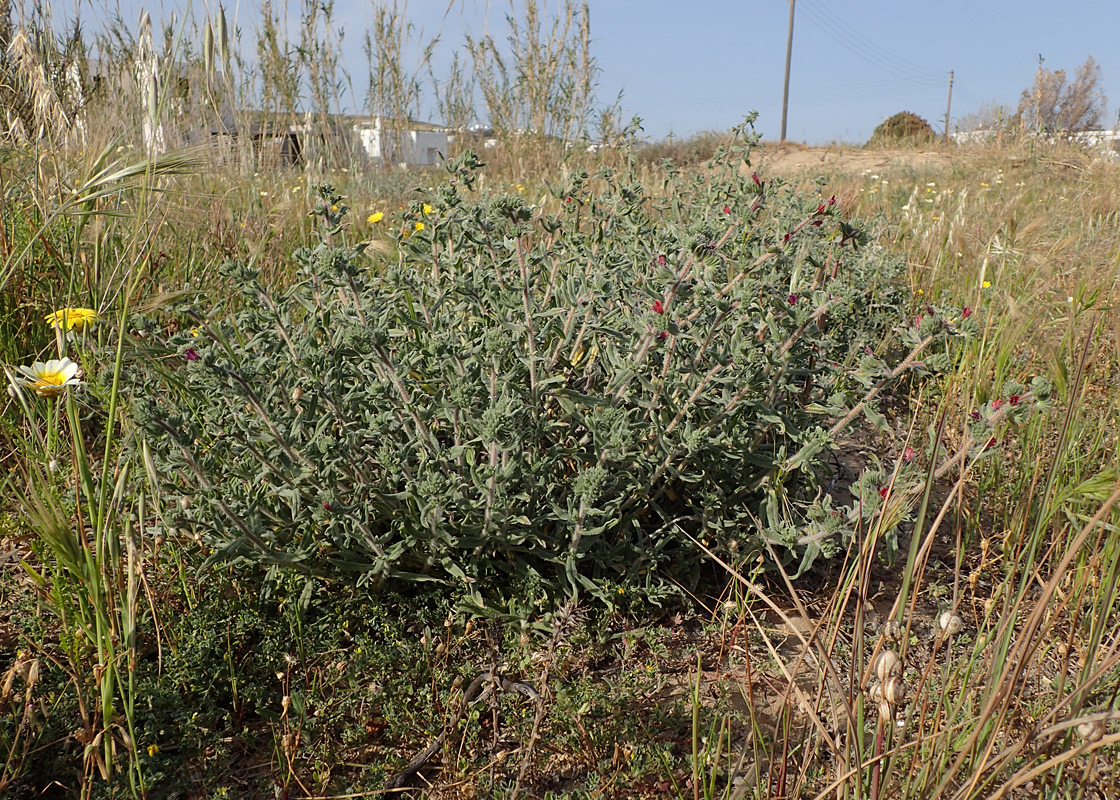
[
  {"left": 985, "top": 437, "right": 997, "bottom": 449},
  {"left": 787, "top": 293, "right": 798, "bottom": 305},
  {"left": 962, "top": 306, "right": 972, "bottom": 318},
  {"left": 811, "top": 219, "right": 823, "bottom": 227},
  {"left": 991, "top": 398, "right": 1003, "bottom": 411},
  {"left": 828, "top": 195, "right": 837, "bottom": 206},
  {"left": 970, "top": 410, "right": 981, "bottom": 422},
  {"left": 652, "top": 300, "right": 664, "bottom": 314},
  {"left": 783, "top": 233, "right": 791, "bottom": 243},
  {"left": 816, "top": 204, "right": 826, "bottom": 214},
  {"left": 752, "top": 172, "right": 761, "bottom": 186},
  {"left": 750, "top": 200, "right": 761, "bottom": 212},
  {"left": 914, "top": 315, "right": 924, "bottom": 327},
  {"left": 879, "top": 486, "right": 890, "bottom": 499},
  {"left": 184, "top": 348, "right": 200, "bottom": 362},
  {"left": 565, "top": 196, "right": 573, "bottom": 204},
  {"left": 657, "top": 331, "right": 669, "bottom": 340},
  {"left": 903, "top": 446, "right": 916, "bottom": 462},
  {"left": 323, "top": 502, "right": 332, "bottom": 511},
  {"left": 657, "top": 254, "right": 667, "bottom": 266},
  {"left": 1009, "top": 395, "right": 1021, "bottom": 406},
  {"left": 723, "top": 204, "right": 731, "bottom": 214}
]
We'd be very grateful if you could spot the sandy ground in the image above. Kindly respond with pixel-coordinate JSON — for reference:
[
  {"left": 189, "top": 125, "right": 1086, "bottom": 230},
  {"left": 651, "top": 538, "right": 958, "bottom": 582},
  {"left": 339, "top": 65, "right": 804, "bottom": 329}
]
[{"left": 754, "top": 141, "right": 958, "bottom": 177}]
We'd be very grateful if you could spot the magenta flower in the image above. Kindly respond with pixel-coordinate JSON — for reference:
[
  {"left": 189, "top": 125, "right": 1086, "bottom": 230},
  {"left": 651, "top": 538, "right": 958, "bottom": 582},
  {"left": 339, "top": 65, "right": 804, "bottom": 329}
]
[
  {"left": 1009, "top": 395, "right": 1021, "bottom": 406},
  {"left": 185, "top": 348, "right": 200, "bottom": 362},
  {"left": 903, "top": 446, "right": 916, "bottom": 462},
  {"left": 991, "top": 398, "right": 1003, "bottom": 411},
  {"left": 962, "top": 306, "right": 972, "bottom": 318},
  {"left": 787, "top": 293, "right": 798, "bottom": 305},
  {"left": 723, "top": 204, "right": 731, "bottom": 214},
  {"left": 657, "top": 331, "right": 669, "bottom": 340},
  {"left": 752, "top": 172, "right": 761, "bottom": 187},
  {"left": 652, "top": 300, "right": 664, "bottom": 314}
]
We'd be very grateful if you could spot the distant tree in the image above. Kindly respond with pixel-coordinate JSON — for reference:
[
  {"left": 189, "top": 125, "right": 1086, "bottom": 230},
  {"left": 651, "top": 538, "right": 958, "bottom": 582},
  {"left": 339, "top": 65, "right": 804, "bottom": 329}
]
[{"left": 1016, "top": 56, "right": 1107, "bottom": 133}]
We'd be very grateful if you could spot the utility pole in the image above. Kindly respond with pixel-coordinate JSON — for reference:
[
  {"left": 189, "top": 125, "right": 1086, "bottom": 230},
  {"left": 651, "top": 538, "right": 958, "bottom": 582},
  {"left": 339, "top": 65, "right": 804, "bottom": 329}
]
[
  {"left": 780, "top": 0, "right": 796, "bottom": 141},
  {"left": 943, "top": 70, "right": 954, "bottom": 144}
]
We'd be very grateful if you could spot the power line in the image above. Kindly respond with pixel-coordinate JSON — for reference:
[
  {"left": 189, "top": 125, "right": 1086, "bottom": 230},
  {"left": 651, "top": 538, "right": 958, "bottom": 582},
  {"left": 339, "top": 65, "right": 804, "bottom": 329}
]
[{"left": 797, "top": 0, "right": 947, "bottom": 84}]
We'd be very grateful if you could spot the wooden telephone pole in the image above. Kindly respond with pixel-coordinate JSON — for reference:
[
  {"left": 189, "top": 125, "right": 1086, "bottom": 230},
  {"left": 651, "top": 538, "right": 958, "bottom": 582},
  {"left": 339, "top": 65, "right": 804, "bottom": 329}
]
[
  {"left": 944, "top": 70, "right": 954, "bottom": 143},
  {"left": 780, "top": 0, "right": 796, "bottom": 141}
]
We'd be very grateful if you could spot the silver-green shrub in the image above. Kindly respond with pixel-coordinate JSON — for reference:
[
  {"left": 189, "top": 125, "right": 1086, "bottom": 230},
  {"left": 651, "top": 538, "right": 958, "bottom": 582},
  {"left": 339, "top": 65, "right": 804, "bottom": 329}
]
[{"left": 134, "top": 126, "right": 955, "bottom": 606}]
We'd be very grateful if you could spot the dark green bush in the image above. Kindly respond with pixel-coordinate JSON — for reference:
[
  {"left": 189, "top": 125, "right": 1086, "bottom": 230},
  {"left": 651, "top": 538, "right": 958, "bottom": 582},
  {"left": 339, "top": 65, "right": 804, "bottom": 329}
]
[{"left": 132, "top": 125, "right": 931, "bottom": 607}]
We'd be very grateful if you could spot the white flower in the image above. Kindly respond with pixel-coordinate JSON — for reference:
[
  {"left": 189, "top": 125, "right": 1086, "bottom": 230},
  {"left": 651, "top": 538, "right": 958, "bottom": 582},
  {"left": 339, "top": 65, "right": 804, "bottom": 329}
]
[{"left": 17, "top": 357, "right": 82, "bottom": 397}]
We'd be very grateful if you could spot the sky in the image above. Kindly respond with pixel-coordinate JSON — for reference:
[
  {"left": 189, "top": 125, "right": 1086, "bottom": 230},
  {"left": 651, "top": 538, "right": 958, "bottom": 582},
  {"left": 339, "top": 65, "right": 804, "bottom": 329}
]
[{"left": 62, "top": 0, "right": 1120, "bottom": 144}]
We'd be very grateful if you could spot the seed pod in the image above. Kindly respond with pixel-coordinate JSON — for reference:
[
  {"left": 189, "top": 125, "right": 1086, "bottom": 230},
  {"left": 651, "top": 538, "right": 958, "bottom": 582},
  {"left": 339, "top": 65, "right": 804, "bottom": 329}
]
[
  {"left": 939, "top": 611, "right": 964, "bottom": 636},
  {"left": 203, "top": 22, "right": 215, "bottom": 75},
  {"left": 881, "top": 619, "right": 903, "bottom": 643},
  {"left": 875, "top": 650, "right": 902, "bottom": 682},
  {"left": 1077, "top": 720, "right": 1105, "bottom": 743},
  {"left": 883, "top": 674, "right": 905, "bottom": 705}
]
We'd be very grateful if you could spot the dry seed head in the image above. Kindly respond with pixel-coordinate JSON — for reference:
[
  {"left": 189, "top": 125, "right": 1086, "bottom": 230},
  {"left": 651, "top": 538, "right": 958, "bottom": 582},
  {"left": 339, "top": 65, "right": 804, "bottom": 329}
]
[
  {"left": 883, "top": 674, "right": 905, "bottom": 705},
  {"left": 875, "top": 650, "right": 902, "bottom": 682},
  {"left": 939, "top": 611, "right": 964, "bottom": 636},
  {"left": 1078, "top": 720, "right": 1105, "bottom": 743},
  {"left": 881, "top": 619, "right": 903, "bottom": 642}
]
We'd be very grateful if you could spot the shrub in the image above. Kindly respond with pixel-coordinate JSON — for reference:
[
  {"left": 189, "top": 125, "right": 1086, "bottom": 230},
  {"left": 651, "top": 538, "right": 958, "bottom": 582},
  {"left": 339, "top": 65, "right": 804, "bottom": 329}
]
[
  {"left": 867, "top": 111, "right": 936, "bottom": 147},
  {"left": 131, "top": 124, "right": 944, "bottom": 608}
]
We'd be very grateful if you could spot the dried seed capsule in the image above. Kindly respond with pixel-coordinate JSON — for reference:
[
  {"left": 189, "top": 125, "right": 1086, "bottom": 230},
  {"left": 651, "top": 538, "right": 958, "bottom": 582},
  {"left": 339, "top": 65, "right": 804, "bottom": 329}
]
[
  {"left": 883, "top": 674, "right": 906, "bottom": 705},
  {"left": 1078, "top": 720, "right": 1105, "bottom": 743},
  {"left": 881, "top": 619, "right": 903, "bottom": 642},
  {"left": 875, "top": 650, "right": 902, "bottom": 683},
  {"left": 939, "top": 611, "right": 964, "bottom": 636}
]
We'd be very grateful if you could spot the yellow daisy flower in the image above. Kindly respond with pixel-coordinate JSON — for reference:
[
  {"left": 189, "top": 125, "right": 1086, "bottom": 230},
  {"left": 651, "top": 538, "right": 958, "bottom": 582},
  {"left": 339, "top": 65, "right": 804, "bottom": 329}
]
[
  {"left": 367, "top": 212, "right": 384, "bottom": 224},
  {"left": 414, "top": 221, "right": 425, "bottom": 232},
  {"left": 45, "top": 307, "right": 100, "bottom": 332},
  {"left": 422, "top": 203, "right": 433, "bottom": 216},
  {"left": 982, "top": 280, "right": 992, "bottom": 289},
  {"left": 17, "top": 357, "right": 82, "bottom": 397}
]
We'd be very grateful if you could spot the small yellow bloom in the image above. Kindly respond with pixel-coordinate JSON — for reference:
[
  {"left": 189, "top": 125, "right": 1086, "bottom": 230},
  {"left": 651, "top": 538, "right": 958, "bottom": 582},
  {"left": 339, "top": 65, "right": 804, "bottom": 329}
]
[
  {"left": 367, "top": 212, "right": 384, "bottom": 224},
  {"left": 916, "top": 289, "right": 924, "bottom": 295},
  {"left": 331, "top": 204, "right": 339, "bottom": 211},
  {"left": 147, "top": 744, "right": 159, "bottom": 757},
  {"left": 190, "top": 327, "right": 201, "bottom": 337},
  {"left": 17, "top": 357, "right": 82, "bottom": 397},
  {"left": 45, "top": 307, "right": 100, "bottom": 332},
  {"left": 422, "top": 203, "right": 433, "bottom": 216},
  {"left": 982, "top": 280, "right": 992, "bottom": 289},
  {"left": 980, "top": 182, "right": 989, "bottom": 187},
  {"left": 414, "top": 221, "right": 425, "bottom": 232},
  {"left": 517, "top": 184, "right": 525, "bottom": 194}
]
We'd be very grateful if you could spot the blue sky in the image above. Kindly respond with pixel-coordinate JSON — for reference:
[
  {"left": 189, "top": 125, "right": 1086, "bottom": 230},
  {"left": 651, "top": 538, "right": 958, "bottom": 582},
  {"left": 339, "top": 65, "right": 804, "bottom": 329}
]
[{"left": 75, "top": 0, "right": 1120, "bottom": 143}]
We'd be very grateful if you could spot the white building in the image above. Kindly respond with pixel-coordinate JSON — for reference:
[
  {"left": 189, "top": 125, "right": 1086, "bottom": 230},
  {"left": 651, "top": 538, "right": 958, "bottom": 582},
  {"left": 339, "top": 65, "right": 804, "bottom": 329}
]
[{"left": 353, "top": 117, "right": 450, "bottom": 167}]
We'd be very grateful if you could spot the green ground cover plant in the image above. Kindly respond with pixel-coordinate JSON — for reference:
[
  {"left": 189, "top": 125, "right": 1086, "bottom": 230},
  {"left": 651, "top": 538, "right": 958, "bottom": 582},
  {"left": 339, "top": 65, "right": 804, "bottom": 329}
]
[{"left": 128, "top": 129, "right": 956, "bottom": 612}]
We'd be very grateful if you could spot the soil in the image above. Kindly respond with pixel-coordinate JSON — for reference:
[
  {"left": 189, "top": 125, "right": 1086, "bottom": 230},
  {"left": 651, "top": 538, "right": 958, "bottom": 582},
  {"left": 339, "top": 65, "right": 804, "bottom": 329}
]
[{"left": 754, "top": 140, "right": 958, "bottom": 178}]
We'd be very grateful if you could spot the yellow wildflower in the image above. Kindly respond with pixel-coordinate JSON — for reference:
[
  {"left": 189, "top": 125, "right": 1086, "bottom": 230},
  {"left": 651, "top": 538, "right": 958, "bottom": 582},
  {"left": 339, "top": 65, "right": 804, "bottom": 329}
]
[
  {"left": 367, "top": 211, "right": 384, "bottom": 224},
  {"left": 422, "top": 203, "right": 433, "bottom": 216},
  {"left": 982, "top": 280, "right": 992, "bottom": 289},
  {"left": 147, "top": 744, "right": 159, "bottom": 757},
  {"left": 414, "top": 221, "right": 425, "bottom": 232},
  {"left": 45, "top": 307, "right": 100, "bottom": 332}
]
